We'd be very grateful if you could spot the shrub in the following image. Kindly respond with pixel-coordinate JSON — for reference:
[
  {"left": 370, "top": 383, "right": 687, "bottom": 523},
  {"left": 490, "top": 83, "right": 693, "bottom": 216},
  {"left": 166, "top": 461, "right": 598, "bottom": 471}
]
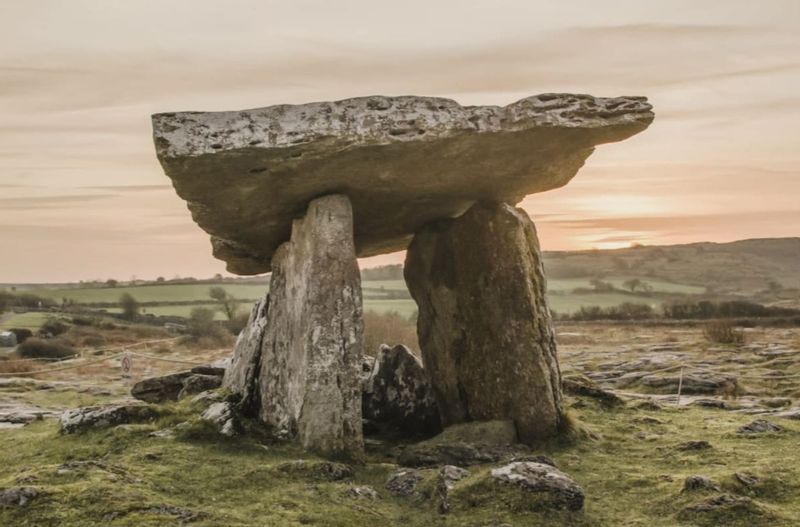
[
  {"left": 703, "top": 320, "right": 745, "bottom": 344},
  {"left": 7, "top": 328, "right": 33, "bottom": 344},
  {"left": 182, "top": 307, "right": 230, "bottom": 347},
  {"left": 39, "top": 318, "right": 69, "bottom": 337},
  {"left": 0, "top": 358, "right": 39, "bottom": 375},
  {"left": 17, "top": 338, "right": 77, "bottom": 359},
  {"left": 363, "top": 310, "right": 419, "bottom": 356},
  {"left": 119, "top": 293, "right": 139, "bottom": 320},
  {"left": 225, "top": 312, "right": 251, "bottom": 335}
]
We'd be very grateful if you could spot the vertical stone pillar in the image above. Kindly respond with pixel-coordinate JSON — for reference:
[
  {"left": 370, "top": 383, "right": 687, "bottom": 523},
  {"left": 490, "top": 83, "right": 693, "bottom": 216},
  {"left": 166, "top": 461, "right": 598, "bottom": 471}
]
[
  {"left": 404, "top": 201, "right": 564, "bottom": 443},
  {"left": 223, "top": 194, "right": 364, "bottom": 459}
]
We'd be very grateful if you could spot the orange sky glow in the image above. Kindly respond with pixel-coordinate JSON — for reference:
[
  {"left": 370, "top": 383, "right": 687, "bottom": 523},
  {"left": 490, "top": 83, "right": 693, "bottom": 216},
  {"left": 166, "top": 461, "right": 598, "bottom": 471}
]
[{"left": 1, "top": 1, "right": 798, "bottom": 282}]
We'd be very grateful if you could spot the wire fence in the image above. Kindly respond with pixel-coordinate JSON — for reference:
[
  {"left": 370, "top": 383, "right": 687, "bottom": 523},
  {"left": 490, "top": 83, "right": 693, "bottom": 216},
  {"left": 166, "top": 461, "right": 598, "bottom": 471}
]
[{"left": 0, "top": 337, "right": 223, "bottom": 378}]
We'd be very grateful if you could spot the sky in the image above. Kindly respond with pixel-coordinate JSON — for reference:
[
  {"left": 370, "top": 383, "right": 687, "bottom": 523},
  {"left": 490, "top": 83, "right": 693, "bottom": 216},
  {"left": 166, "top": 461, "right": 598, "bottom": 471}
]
[{"left": 0, "top": 0, "right": 798, "bottom": 283}]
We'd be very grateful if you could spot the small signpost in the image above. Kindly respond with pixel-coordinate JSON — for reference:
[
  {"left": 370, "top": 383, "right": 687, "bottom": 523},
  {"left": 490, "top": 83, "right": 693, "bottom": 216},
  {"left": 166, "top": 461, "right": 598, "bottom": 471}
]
[{"left": 121, "top": 352, "right": 133, "bottom": 380}]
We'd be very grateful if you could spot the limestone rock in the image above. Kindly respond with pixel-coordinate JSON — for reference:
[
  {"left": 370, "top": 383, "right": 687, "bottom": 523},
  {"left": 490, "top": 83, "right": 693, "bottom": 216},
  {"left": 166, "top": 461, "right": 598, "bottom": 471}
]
[
  {"left": 737, "top": 419, "right": 784, "bottom": 434},
  {"left": 152, "top": 94, "right": 653, "bottom": 274},
  {"left": 362, "top": 344, "right": 441, "bottom": 437},
  {"left": 491, "top": 462, "right": 584, "bottom": 511},
  {"left": 436, "top": 465, "right": 470, "bottom": 514},
  {"left": 60, "top": 404, "right": 157, "bottom": 434},
  {"left": 683, "top": 475, "right": 721, "bottom": 492},
  {"left": 385, "top": 469, "right": 425, "bottom": 497},
  {"left": 405, "top": 202, "right": 564, "bottom": 443},
  {"left": 257, "top": 195, "right": 363, "bottom": 458},
  {"left": 562, "top": 374, "right": 624, "bottom": 407},
  {"left": 346, "top": 486, "right": 379, "bottom": 500},
  {"left": 222, "top": 291, "right": 269, "bottom": 411},
  {"left": 178, "top": 374, "right": 222, "bottom": 399},
  {"left": 200, "top": 402, "right": 240, "bottom": 437},
  {"left": 0, "top": 487, "right": 39, "bottom": 508},
  {"left": 131, "top": 372, "right": 192, "bottom": 403}
]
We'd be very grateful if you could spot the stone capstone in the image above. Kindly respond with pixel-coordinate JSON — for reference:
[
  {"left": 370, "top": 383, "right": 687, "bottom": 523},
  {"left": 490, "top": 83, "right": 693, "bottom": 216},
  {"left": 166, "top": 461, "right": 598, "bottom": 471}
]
[
  {"left": 490, "top": 462, "right": 585, "bottom": 511},
  {"left": 60, "top": 404, "right": 157, "bottom": 434},
  {"left": 152, "top": 94, "right": 653, "bottom": 274},
  {"left": 362, "top": 344, "right": 441, "bottom": 437},
  {"left": 404, "top": 201, "right": 564, "bottom": 443}
]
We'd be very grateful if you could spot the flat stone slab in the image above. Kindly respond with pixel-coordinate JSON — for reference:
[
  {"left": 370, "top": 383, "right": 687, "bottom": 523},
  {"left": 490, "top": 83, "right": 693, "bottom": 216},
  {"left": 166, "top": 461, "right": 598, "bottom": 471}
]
[{"left": 152, "top": 94, "right": 653, "bottom": 274}]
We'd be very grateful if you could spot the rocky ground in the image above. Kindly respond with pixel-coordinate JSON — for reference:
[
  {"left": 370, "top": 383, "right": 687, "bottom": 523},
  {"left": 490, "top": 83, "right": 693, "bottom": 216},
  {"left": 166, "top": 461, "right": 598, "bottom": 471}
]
[{"left": 0, "top": 324, "right": 798, "bottom": 526}]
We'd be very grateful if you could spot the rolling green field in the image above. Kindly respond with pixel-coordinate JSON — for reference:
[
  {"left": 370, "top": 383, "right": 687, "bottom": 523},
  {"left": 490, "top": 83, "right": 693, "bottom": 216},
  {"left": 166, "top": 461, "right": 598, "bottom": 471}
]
[{"left": 8, "top": 275, "right": 683, "bottom": 321}]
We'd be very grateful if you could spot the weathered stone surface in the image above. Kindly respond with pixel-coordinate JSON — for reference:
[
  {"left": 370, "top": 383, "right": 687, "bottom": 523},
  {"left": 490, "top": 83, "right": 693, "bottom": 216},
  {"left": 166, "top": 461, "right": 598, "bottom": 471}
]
[
  {"left": 385, "top": 469, "right": 425, "bottom": 497},
  {"left": 152, "top": 94, "right": 653, "bottom": 274},
  {"left": 60, "top": 404, "right": 157, "bottom": 434},
  {"left": 0, "top": 487, "right": 39, "bottom": 508},
  {"left": 178, "top": 374, "right": 222, "bottom": 399},
  {"left": 131, "top": 372, "right": 192, "bottom": 403},
  {"left": 737, "top": 419, "right": 784, "bottom": 434},
  {"left": 436, "top": 465, "right": 470, "bottom": 514},
  {"left": 362, "top": 344, "right": 441, "bottom": 437},
  {"left": 683, "top": 475, "right": 721, "bottom": 492},
  {"left": 200, "top": 402, "right": 240, "bottom": 437},
  {"left": 491, "top": 462, "right": 584, "bottom": 511},
  {"left": 405, "top": 202, "right": 564, "bottom": 443},
  {"left": 562, "top": 374, "right": 624, "bottom": 407},
  {"left": 256, "top": 195, "right": 363, "bottom": 457},
  {"left": 223, "top": 291, "right": 269, "bottom": 411},
  {"left": 277, "top": 460, "right": 353, "bottom": 481}
]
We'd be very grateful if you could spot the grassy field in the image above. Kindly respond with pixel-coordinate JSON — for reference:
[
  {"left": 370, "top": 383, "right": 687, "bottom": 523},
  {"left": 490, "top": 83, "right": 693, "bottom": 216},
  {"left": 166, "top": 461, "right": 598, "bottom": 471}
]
[
  {"left": 0, "top": 311, "right": 49, "bottom": 331},
  {"left": 0, "top": 396, "right": 797, "bottom": 526}
]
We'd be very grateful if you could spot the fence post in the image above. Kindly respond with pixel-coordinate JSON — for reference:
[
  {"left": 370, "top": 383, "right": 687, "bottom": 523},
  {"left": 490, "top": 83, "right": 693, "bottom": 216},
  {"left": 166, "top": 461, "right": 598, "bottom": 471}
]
[{"left": 676, "top": 366, "right": 684, "bottom": 407}]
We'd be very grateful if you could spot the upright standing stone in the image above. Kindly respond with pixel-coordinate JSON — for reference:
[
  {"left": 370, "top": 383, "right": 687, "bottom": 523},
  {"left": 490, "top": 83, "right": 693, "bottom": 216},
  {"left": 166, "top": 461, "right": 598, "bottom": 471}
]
[
  {"left": 256, "top": 194, "right": 364, "bottom": 458},
  {"left": 404, "top": 202, "right": 564, "bottom": 443}
]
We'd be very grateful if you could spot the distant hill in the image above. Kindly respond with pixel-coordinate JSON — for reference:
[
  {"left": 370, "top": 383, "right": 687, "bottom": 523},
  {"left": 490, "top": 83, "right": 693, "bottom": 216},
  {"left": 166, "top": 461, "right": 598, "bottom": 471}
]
[{"left": 543, "top": 237, "right": 800, "bottom": 298}]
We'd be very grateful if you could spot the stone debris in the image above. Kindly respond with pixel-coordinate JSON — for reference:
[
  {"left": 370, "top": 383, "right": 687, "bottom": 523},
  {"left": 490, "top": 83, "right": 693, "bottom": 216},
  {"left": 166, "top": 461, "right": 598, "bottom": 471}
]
[
  {"left": 60, "top": 404, "right": 157, "bottom": 434},
  {"left": 677, "top": 440, "right": 712, "bottom": 451},
  {"left": 491, "top": 462, "right": 585, "bottom": 511},
  {"left": 200, "top": 402, "right": 240, "bottom": 437},
  {"left": 385, "top": 468, "right": 425, "bottom": 497},
  {"left": 277, "top": 461, "right": 353, "bottom": 481},
  {"left": 0, "top": 487, "right": 39, "bottom": 508},
  {"left": 737, "top": 419, "right": 784, "bottom": 434},
  {"left": 683, "top": 475, "right": 721, "bottom": 492},
  {"left": 436, "top": 465, "right": 470, "bottom": 514},
  {"left": 346, "top": 486, "right": 379, "bottom": 500}
]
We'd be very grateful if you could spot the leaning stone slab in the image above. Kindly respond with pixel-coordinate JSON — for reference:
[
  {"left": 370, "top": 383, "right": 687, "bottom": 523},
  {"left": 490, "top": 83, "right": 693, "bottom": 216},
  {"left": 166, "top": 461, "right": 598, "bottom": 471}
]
[
  {"left": 405, "top": 202, "right": 564, "bottom": 443},
  {"left": 152, "top": 94, "right": 653, "bottom": 274},
  {"left": 255, "top": 194, "right": 364, "bottom": 458}
]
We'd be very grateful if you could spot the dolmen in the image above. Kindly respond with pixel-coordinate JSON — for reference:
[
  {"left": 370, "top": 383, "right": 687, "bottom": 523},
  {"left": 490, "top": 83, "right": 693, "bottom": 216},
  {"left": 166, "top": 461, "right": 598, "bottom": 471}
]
[{"left": 152, "top": 94, "right": 654, "bottom": 458}]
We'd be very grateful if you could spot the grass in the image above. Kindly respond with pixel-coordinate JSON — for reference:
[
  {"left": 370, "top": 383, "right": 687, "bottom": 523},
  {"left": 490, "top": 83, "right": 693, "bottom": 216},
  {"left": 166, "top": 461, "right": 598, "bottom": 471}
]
[
  {"left": 0, "top": 311, "right": 48, "bottom": 331},
  {"left": 0, "top": 398, "right": 798, "bottom": 526}
]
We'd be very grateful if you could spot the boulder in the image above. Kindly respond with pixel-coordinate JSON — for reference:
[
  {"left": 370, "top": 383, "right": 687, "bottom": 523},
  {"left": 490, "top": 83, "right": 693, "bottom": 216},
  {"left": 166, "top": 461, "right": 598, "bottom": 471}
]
[
  {"left": 152, "top": 94, "right": 653, "bottom": 274},
  {"left": 131, "top": 372, "right": 193, "bottom": 403},
  {"left": 385, "top": 469, "right": 425, "bottom": 497},
  {"left": 200, "top": 402, "right": 241, "bottom": 437},
  {"left": 683, "top": 475, "right": 721, "bottom": 492},
  {"left": 362, "top": 344, "right": 441, "bottom": 437},
  {"left": 60, "top": 404, "right": 157, "bottom": 434},
  {"left": 737, "top": 419, "right": 784, "bottom": 434},
  {"left": 436, "top": 465, "right": 470, "bottom": 514},
  {"left": 0, "top": 487, "right": 39, "bottom": 507},
  {"left": 490, "top": 462, "right": 585, "bottom": 511},
  {"left": 405, "top": 202, "right": 565, "bottom": 443},
  {"left": 178, "top": 374, "right": 222, "bottom": 399},
  {"left": 562, "top": 374, "right": 624, "bottom": 407},
  {"left": 255, "top": 195, "right": 363, "bottom": 458}
]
